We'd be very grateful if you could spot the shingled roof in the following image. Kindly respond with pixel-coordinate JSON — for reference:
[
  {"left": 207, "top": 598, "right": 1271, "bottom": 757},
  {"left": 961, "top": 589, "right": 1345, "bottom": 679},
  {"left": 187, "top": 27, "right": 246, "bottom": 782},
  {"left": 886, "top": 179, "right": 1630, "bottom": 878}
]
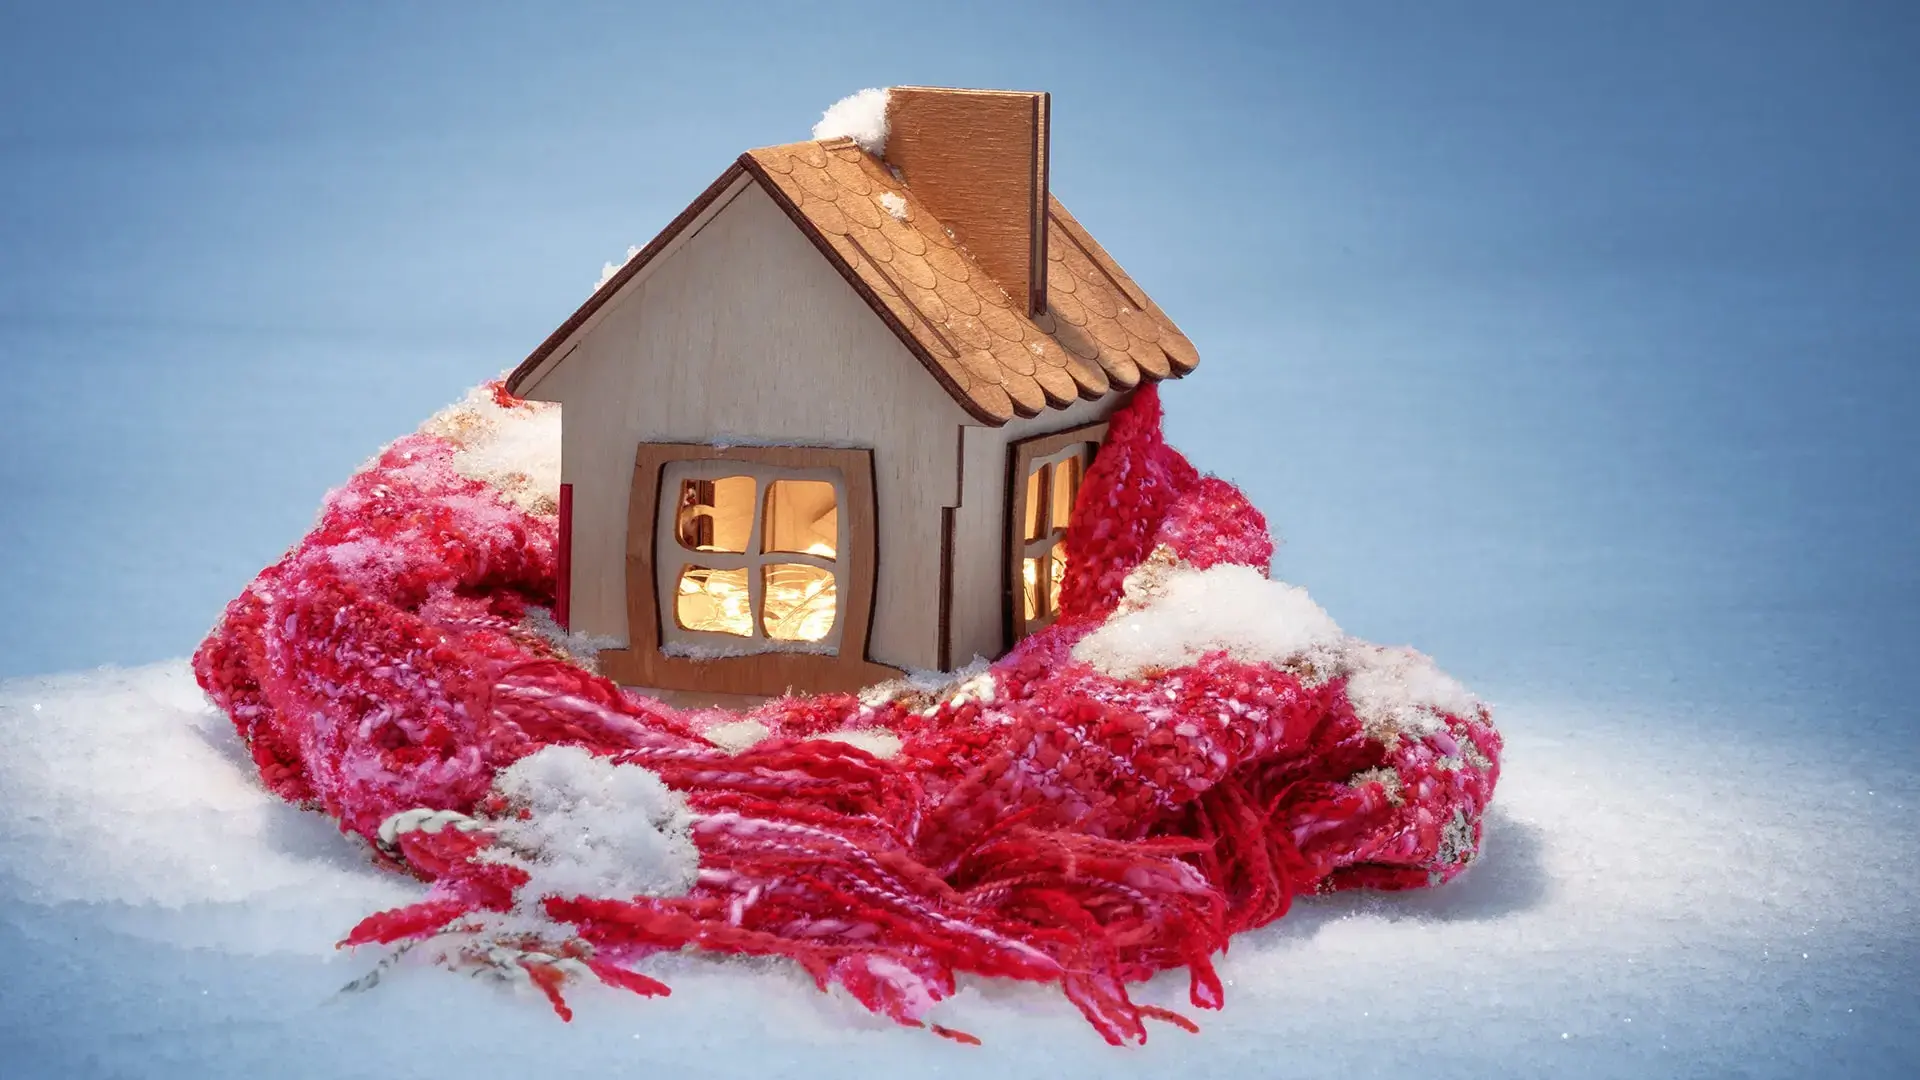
[{"left": 505, "top": 136, "right": 1199, "bottom": 425}]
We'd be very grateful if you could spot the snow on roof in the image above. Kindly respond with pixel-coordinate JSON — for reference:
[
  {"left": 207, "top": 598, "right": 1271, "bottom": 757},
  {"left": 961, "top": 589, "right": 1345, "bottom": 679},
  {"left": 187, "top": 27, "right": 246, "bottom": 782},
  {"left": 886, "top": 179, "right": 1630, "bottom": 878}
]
[
  {"left": 508, "top": 130, "right": 1199, "bottom": 425},
  {"left": 811, "top": 87, "right": 890, "bottom": 155},
  {"left": 593, "top": 245, "right": 640, "bottom": 293},
  {"left": 741, "top": 137, "right": 1199, "bottom": 424}
]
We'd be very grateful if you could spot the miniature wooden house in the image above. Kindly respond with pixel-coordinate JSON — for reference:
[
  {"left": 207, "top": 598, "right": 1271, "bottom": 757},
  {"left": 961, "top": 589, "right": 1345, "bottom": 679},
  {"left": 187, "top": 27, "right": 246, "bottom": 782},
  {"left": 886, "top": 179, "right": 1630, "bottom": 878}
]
[{"left": 505, "top": 87, "right": 1200, "bottom": 697}]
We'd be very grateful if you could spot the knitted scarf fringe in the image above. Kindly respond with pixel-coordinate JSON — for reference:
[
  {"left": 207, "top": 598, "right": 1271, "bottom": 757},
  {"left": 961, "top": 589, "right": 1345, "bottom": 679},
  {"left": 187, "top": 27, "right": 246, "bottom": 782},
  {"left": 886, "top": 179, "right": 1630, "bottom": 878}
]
[{"left": 193, "top": 384, "right": 1501, "bottom": 1046}]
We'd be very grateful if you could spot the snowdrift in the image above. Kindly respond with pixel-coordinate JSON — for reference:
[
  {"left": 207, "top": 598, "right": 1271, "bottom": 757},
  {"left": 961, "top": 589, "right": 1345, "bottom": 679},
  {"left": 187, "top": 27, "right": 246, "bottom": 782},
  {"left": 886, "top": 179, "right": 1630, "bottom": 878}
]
[{"left": 192, "top": 382, "right": 1500, "bottom": 1045}]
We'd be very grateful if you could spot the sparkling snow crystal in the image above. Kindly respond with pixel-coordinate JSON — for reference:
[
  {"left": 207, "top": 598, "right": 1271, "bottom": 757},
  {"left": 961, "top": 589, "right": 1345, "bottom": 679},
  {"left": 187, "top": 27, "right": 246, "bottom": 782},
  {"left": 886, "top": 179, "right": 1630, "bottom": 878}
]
[
  {"left": 7, "top": 657, "right": 1913, "bottom": 1075},
  {"left": 1074, "top": 560, "right": 1483, "bottom": 740},
  {"left": 424, "top": 384, "right": 562, "bottom": 515},
  {"left": 812, "top": 87, "right": 889, "bottom": 154},
  {"left": 479, "top": 746, "right": 698, "bottom": 903},
  {"left": 1073, "top": 563, "right": 1346, "bottom": 679},
  {"left": 1342, "top": 642, "right": 1484, "bottom": 740}
]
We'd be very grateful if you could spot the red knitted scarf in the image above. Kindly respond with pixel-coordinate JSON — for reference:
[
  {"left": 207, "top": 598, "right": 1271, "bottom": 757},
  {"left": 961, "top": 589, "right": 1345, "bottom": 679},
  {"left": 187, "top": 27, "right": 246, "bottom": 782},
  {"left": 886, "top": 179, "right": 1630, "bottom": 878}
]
[{"left": 193, "top": 384, "right": 1500, "bottom": 1045}]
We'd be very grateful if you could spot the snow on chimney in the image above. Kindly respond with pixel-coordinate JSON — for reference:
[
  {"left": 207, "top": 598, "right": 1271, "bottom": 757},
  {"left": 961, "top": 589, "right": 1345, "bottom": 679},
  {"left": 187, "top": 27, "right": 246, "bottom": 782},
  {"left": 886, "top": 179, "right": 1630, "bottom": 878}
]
[{"left": 881, "top": 87, "right": 1051, "bottom": 316}]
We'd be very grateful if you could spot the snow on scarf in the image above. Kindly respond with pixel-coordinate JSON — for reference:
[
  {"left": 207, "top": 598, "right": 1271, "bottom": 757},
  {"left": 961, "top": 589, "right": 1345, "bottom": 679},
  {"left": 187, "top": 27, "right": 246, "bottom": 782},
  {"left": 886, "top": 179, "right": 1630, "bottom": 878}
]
[{"left": 193, "top": 383, "right": 1501, "bottom": 1045}]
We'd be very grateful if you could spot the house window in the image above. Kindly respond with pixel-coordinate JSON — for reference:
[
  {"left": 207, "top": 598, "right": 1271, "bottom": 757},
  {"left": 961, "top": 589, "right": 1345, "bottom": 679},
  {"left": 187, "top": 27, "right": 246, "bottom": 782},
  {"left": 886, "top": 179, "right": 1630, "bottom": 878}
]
[
  {"left": 659, "top": 462, "right": 845, "bottom": 653},
  {"left": 604, "top": 442, "right": 894, "bottom": 697},
  {"left": 1006, "top": 420, "right": 1109, "bottom": 642}
]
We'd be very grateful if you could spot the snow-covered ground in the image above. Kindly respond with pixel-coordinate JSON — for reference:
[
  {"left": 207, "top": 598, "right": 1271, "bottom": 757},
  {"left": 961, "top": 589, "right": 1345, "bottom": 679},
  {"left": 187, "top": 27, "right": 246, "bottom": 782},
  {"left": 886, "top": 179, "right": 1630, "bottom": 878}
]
[{"left": 2, "top": 659, "right": 1912, "bottom": 1079}]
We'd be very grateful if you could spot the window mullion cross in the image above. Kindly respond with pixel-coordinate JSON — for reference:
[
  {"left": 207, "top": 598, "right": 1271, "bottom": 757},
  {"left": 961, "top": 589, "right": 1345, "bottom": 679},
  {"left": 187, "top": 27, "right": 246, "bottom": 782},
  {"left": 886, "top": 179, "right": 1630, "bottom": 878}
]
[
  {"left": 744, "top": 479, "right": 766, "bottom": 641},
  {"left": 1047, "top": 531, "right": 1068, "bottom": 622},
  {"left": 1035, "top": 462, "right": 1052, "bottom": 541},
  {"left": 688, "top": 551, "right": 752, "bottom": 570},
  {"left": 1043, "top": 462, "right": 1066, "bottom": 619},
  {"left": 763, "top": 551, "right": 836, "bottom": 572}
]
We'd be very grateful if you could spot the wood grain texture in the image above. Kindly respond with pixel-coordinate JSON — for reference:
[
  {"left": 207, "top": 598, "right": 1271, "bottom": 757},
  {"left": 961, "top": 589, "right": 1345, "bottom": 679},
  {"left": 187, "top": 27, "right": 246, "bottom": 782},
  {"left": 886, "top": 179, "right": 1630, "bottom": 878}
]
[
  {"left": 498, "top": 101, "right": 1200, "bottom": 681},
  {"left": 945, "top": 397, "right": 1121, "bottom": 665},
  {"left": 600, "top": 442, "right": 902, "bottom": 696},
  {"left": 514, "top": 132, "right": 1200, "bottom": 422},
  {"left": 1045, "top": 199, "right": 1200, "bottom": 377},
  {"left": 883, "top": 87, "right": 1049, "bottom": 316},
  {"left": 524, "top": 183, "right": 968, "bottom": 671},
  {"left": 508, "top": 169, "right": 752, "bottom": 396},
  {"left": 937, "top": 504, "right": 956, "bottom": 671},
  {"left": 650, "top": 455, "right": 851, "bottom": 655},
  {"left": 741, "top": 139, "right": 1199, "bottom": 423},
  {"left": 1004, "top": 419, "right": 1109, "bottom": 644}
]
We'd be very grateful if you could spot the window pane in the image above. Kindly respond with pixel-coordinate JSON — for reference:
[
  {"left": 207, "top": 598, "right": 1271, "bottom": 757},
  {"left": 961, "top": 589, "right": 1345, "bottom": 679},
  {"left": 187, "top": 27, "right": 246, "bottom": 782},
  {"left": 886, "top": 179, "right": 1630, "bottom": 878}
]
[
  {"left": 1022, "top": 556, "right": 1043, "bottom": 621},
  {"left": 763, "top": 563, "right": 837, "bottom": 641},
  {"left": 1048, "top": 543, "right": 1068, "bottom": 613},
  {"left": 674, "top": 565, "right": 752, "bottom": 636},
  {"left": 1050, "top": 456, "right": 1080, "bottom": 532},
  {"left": 675, "top": 476, "right": 755, "bottom": 553},
  {"left": 763, "top": 479, "right": 838, "bottom": 558},
  {"left": 1023, "top": 466, "right": 1045, "bottom": 541}
]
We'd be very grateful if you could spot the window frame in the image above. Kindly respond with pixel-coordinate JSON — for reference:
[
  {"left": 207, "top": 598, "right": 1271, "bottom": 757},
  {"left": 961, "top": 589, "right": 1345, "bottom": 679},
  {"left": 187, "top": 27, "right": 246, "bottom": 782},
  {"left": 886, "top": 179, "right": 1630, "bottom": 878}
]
[
  {"left": 599, "top": 442, "right": 900, "bottom": 696},
  {"left": 655, "top": 458, "right": 847, "bottom": 653},
  {"left": 1005, "top": 420, "right": 1109, "bottom": 644}
]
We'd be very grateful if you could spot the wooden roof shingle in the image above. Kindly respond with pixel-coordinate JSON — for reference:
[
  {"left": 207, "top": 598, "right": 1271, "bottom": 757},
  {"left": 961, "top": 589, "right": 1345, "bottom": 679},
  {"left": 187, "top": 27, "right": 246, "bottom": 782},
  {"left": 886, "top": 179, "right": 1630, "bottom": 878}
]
[{"left": 507, "top": 137, "right": 1199, "bottom": 425}]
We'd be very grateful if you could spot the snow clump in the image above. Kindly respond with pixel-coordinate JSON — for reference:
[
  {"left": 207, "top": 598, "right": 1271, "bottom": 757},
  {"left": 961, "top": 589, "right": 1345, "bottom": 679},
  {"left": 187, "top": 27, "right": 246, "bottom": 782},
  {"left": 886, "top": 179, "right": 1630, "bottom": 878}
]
[
  {"left": 594, "top": 245, "right": 640, "bottom": 293},
  {"left": 1342, "top": 642, "right": 1483, "bottom": 740},
  {"left": 477, "top": 746, "right": 699, "bottom": 904},
  {"left": 813, "top": 87, "right": 890, "bottom": 155},
  {"left": 1074, "top": 562, "right": 1345, "bottom": 678},
  {"left": 1074, "top": 560, "right": 1483, "bottom": 740},
  {"left": 423, "top": 384, "right": 562, "bottom": 515}
]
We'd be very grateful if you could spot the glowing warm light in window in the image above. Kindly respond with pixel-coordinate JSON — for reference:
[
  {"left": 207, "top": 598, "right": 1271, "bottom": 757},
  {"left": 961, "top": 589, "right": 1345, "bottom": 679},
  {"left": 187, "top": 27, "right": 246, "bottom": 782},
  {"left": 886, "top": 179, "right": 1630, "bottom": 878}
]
[
  {"left": 676, "top": 476, "right": 755, "bottom": 552},
  {"left": 1022, "top": 556, "right": 1042, "bottom": 621},
  {"left": 1020, "top": 550, "right": 1071, "bottom": 624},
  {"left": 675, "top": 566, "right": 752, "bottom": 636},
  {"left": 1023, "top": 468, "right": 1045, "bottom": 542},
  {"left": 663, "top": 469, "right": 842, "bottom": 648},
  {"left": 1015, "top": 441, "right": 1094, "bottom": 636},
  {"left": 763, "top": 563, "right": 837, "bottom": 641},
  {"left": 1050, "top": 458, "right": 1079, "bottom": 531},
  {"left": 1049, "top": 544, "right": 1068, "bottom": 612},
  {"left": 764, "top": 480, "right": 839, "bottom": 557}
]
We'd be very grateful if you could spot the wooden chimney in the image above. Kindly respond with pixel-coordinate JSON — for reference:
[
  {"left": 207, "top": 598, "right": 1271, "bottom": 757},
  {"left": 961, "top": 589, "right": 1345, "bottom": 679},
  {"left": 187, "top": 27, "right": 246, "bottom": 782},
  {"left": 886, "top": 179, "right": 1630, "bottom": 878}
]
[{"left": 882, "top": 87, "right": 1051, "bottom": 316}]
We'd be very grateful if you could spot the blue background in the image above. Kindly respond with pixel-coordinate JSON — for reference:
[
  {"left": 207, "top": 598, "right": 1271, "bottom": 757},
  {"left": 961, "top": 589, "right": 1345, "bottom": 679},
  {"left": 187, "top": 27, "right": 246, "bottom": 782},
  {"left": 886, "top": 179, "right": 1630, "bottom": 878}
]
[
  {"left": 2, "top": 6, "right": 1916, "bottom": 735},
  {"left": 3, "top": 1, "right": 1916, "bottom": 735},
  {"left": 1, "top": 3, "right": 1917, "bottom": 1075}
]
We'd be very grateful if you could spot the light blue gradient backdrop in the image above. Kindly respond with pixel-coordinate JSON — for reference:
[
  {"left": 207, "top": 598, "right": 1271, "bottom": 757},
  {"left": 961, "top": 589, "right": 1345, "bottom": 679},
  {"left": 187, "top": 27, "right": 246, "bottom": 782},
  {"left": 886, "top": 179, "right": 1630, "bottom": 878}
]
[{"left": 2, "top": 1, "right": 1915, "bottom": 744}]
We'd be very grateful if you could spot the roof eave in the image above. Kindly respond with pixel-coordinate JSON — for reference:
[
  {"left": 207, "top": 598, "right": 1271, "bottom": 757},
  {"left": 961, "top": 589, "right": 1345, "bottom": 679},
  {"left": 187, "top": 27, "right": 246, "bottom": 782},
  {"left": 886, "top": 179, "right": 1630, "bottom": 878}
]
[
  {"left": 733, "top": 151, "right": 1014, "bottom": 426},
  {"left": 503, "top": 162, "right": 751, "bottom": 396},
  {"left": 504, "top": 141, "right": 1198, "bottom": 424}
]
